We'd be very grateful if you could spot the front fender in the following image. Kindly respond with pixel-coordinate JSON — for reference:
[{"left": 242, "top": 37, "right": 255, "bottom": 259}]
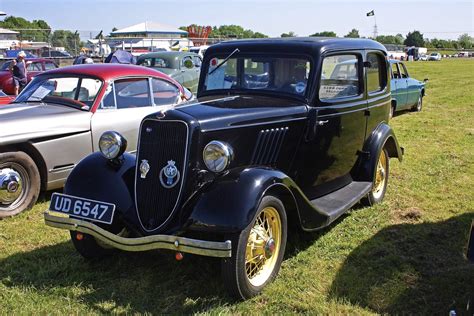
[
  {"left": 355, "top": 123, "right": 403, "bottom": 182},
  {"left": 185, "top": 167, "right": 328, "bottom": 233},
  {"left": 64, "top": 152, "right": 137, "bottom": 221}
]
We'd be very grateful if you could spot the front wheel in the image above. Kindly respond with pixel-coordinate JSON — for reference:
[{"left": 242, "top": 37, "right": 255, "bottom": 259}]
[
  {"left": 0, "top": 152, "right": 40, "bottom": 218},
  {"left": 412, "top": 95, "right": 423, "bottom": 112},
  {"left": 221, "top": 195, "right": 287, "bottom": 299},
  {"left": 363, "top": 149, "right": 389, "bottom": 206}
]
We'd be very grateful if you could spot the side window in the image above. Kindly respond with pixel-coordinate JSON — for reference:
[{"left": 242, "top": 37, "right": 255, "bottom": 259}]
[
  {"left": 138, "top": 58, "right": 153, "bottom": 67},
  {"left": 319, "top": 54, "right": 360, "bottom": 100},
  {"left": 27, "top": 62, "right": 42, "bottom": 71},
  {"left": 151, "top": 78, "right": 180, "bottom": 106},
  {"left": 399, "top": 63, "right": 409, "bottom": 78},
  {"left": 44, "top": 62, "right": 57, "bottom": 71},
  {"left": 114, "top": 78, "right": 151, "bottom": 109},
  {"left": 391, "top": 63, "right": 400, "bottom": 79},
  {"left": 100, "top": 84, "right": 116, "bottom": 109},
  {"left": 367, "top": 53, "right": 387, "bottom": 93}
]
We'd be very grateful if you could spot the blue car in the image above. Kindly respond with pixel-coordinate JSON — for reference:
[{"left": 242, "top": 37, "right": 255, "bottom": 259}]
[{"left": 390, "top": 60, "right": 427, "bottom": 118}]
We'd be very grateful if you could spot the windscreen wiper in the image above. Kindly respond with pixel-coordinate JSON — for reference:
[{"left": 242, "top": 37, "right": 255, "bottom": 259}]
[{"left": 209, "top": 48, "right": 240, "bottom": 75}]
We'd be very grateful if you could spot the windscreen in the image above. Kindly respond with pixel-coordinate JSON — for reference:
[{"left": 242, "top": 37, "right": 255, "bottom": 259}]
[
  {"left": 203, "top": 56, "right": 311, "bottom": 97},
  {"left": 15, "top": 76, "right": 102, "bottom": 110}
]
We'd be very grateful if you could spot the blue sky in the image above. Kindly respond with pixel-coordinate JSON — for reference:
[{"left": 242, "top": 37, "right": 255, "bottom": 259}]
[{"left": 1, "top": 0, "right": 472, "bottom": 40}]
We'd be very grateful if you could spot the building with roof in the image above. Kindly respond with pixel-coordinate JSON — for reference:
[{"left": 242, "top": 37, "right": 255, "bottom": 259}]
[
  {"left": 106, "top": 21, "right": 191, "bottom": 53},
  {"left": 0, "top": 28, "right": 19, "bottom": 50}
]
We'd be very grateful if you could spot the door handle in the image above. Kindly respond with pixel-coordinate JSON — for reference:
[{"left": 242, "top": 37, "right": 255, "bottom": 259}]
[{"left": 317, "top": 120, "right": 329, "bottom": 126}]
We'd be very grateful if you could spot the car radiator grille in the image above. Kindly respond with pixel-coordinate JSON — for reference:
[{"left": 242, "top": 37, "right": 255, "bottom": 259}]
[
  {"left": 250, "top": 127, "right": 289, "bottom": 166},
  {"left": 135, "top": 119, "right": 188, "bottom": 231}
]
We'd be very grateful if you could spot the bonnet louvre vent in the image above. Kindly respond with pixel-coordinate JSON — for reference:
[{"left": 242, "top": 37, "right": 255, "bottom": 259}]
[{"left": 250, "top": 127, "right": 289, "bottom": 165}]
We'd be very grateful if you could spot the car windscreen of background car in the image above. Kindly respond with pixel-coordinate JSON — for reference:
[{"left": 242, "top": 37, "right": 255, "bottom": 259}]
[
  {"left": 203, "top": 56, "right": 311, "bottom": 97},
  {"left": 15, "top": 76, "right": 102, "bottom": 110}
]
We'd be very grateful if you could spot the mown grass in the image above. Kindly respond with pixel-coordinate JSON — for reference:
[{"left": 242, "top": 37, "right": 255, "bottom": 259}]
[{"left": 1, "top": 59, "right": 473, "bottom": 315}]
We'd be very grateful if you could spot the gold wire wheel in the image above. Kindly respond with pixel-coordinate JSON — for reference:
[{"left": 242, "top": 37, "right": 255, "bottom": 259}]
[
  {"left": 245, "top": 206, "right": 282, "bottom": 287},
  {"left": 372, "top": 150, "right": 388, "bottom": 200}
]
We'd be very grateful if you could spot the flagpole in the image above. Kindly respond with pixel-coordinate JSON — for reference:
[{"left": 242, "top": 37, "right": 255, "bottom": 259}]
[{"left": 373, "top": 14, "right": 378, "bottom": 39}]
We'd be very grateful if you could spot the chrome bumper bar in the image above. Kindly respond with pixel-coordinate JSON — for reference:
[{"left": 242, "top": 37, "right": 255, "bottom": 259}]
[{"left": 44, "top": 212, "right": 232, "bottom": 258}]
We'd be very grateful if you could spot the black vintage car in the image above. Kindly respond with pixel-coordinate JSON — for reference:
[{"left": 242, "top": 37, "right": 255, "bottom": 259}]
[{"left": 45, "top": 38, "right": 403, "bottom": 299}]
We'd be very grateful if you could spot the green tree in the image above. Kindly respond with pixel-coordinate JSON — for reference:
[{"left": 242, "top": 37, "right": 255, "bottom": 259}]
[
  {"left": 0, "top": 16, "right": 51, "bottom": 41},
  {"left": 344, "top": 29, "right": 360, "bottom": 38},
  {"left": 310, "top": 31, "right": 337, "bottom": 37},
  {"left": 375, "top": 35, "right": 404, "bottom": 45},
  {"left": 404, "top": 31, "right": 425, "bottom": 47},
  {"left": 457, "top": 33, "right": 473, "bottom": 49},
  {"left": 281, "top": 31, "right": 297, "bottom": 37},
  {"left": 51, "top": 30, "right": 81, "bottom": 54}
]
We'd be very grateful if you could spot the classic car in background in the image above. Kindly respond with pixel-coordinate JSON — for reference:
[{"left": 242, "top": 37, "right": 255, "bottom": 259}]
[
  {"left": 136, "top": 51, "right": 201, "bottom": 93},
  {"left": 0, "top": 64, "right": 192, "bottom": 218},
  {"left": 389, "top": 60, "right": 427, "bottom": 117},
  {"left": 189, "top": 45, "right": 210, "bottom": 58},
  {"left": 0, "top": 58, "right": 58, "bottom": 95},
  {"left": 45, "top": 38, "right": 403, "bottom": 299},
  {"left": 0, "top": 90, "right": 14, "bottom": 104}
]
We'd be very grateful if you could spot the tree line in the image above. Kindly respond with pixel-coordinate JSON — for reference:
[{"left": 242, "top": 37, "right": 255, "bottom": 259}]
[
  {"left": 0, "top": 16, "right": 82, "bottom": 54},
  {"left": 1, "top": 16, "right": 472, "bottom": 53},
  {"left": 281, "top": 29, "right": 473, "bottom": 49}
]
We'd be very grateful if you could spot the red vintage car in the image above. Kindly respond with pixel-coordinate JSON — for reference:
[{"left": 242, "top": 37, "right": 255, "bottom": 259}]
[{"left": 0, "top": 58, "right": 58, "bottom": 95}]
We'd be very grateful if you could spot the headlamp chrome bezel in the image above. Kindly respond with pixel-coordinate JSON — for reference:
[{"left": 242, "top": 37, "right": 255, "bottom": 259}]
[
  {"left": 99, "top": 131, "right": 127, "bottom": 160},
  {"left": 202, "top": 140, "right": 233, "bottom": 173}
]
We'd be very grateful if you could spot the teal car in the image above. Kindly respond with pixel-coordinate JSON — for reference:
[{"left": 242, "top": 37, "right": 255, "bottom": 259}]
[
  {"left": 137, "top": 51, "right": 202, "bottom": 93},
  {"left": 390, "top": 60, "right": 427, "bottom": 118}
]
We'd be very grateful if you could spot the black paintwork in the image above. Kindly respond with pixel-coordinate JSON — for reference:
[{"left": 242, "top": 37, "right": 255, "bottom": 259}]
[{"left": 64, "top": 38, "right": 403, "bottom": 237}]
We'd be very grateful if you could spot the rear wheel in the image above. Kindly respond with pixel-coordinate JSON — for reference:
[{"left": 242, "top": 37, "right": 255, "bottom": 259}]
[
  {"left": 0, "top": 152, "right": 40, "bottom": 218},
  {"left": 221, "top": 195, "right": 287, "bottom": 299},
  {"left": 364, "top": 149, "right": 389, "bottom": 206}
]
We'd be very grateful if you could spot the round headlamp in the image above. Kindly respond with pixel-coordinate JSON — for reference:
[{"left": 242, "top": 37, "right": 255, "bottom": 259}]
[
  {"left": 203, "top": 141, "right": 233, "bottom": 173},
  {"left": 99, "top": 131, "right": 127, "bottom": 160}
]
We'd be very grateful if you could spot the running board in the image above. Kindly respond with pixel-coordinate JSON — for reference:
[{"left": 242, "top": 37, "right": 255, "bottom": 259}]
[{"left": 310, "top": 181, "right": 372, "bottom": 225}]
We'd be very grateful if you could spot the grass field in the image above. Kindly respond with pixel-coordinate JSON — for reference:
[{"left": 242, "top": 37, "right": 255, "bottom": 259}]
[{"left": 1, "top": 59, "right": 473, "bottom": 315}]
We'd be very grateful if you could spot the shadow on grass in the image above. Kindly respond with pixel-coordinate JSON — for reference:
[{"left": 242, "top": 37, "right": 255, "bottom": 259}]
[
  {"left": 329, "top": 213, "right": 474, "bottom": 314},
  {"left": 0, "top": 240, "right": 230, "bottom": 313}
]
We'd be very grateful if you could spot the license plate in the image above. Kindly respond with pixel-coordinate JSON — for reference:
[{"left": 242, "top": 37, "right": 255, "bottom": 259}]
[{"left": 49, "top": 193, "right": 115, "bottom": 224}]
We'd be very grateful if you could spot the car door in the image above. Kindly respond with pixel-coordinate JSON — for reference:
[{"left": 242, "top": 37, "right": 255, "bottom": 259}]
[
  {"left": 26, "top": 61, "right": 43, "bottom": 82},
  {"left": 390, "top": 62, "right": 405, "bottom": 110},
  {"left": 297, "top": 51, "right": 367, "bottom": 198},
  {"left": 90, "top": 77, "right": 181, "bottom": 152},
  {"left": 400, "top": 63, "right": 418, "bottom": 107},
  {"left": 398, "top": 63, "right": 413, "bottom": 109},
  {"left": 365, "top": 50, "right": 390, "bottom": 134}
]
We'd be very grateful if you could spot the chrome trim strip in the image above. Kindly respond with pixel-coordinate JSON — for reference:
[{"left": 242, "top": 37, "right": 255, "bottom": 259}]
[
  {"left": 48, "top": 164, "right": 75, "bottom": 173},
  {"left": 134, "top": 118, "right": 189, "bottom": 232},
  {"left": 201, "top": 117, "right": 306, "bottom": 132},
  {"left": 44, "top": 212, "right": 231, "bottom": 257}
]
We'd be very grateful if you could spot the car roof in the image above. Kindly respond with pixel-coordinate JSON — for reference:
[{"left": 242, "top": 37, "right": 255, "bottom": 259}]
[
  {"left": 206, "top": 37, "right": 387, "bottom": 57},
  {"left": 137, "top": 51, "right": 200, "bottom": 59},
  {"left": 39, "top": 63, "right": 175, "bottom": 81}
]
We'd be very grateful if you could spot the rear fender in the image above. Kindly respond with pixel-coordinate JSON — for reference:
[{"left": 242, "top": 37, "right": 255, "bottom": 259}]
[{"left": 354, "top": 123, "right": 403, "bottom": 182}]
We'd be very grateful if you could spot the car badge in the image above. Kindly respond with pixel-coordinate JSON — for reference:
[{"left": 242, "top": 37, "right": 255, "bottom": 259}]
[
  {"left": 159, "top": 160, "right": 180, "bottom": 189},
  {"left": 146, "top": 127, "right": 152, "bottom": 133},
  {"left": 140, "top": 159, "right": 150, "bottom": 179}
]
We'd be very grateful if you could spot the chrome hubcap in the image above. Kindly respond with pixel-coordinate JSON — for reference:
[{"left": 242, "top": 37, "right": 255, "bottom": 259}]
[{"left": 0, "top": 165, "right": 28, "bottom": 210}]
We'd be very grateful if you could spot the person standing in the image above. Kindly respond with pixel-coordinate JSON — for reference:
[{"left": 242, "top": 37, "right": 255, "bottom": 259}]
[{"left": 10, "top": 51, "right": 28, "bottom": 95}]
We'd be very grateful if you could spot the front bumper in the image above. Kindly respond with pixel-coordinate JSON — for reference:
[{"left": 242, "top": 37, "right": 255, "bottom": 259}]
[{"left": 44, "top": 212, "right": 232, "bottom": 258}]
